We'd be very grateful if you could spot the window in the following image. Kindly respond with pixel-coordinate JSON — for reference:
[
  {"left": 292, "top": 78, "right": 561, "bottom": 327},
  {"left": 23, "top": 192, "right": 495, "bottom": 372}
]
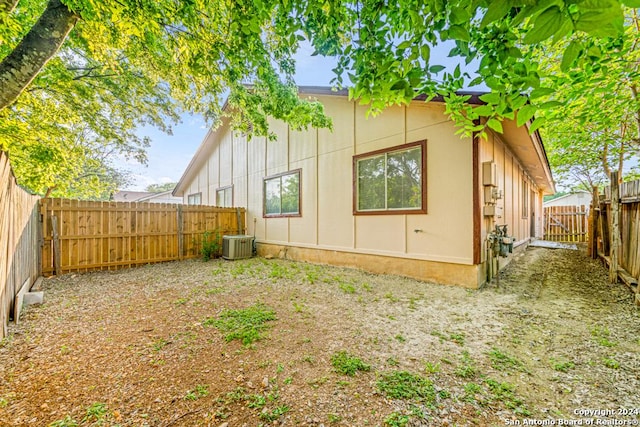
[
  {"left": 263, "top": 170, "right": 301, "bottom": 217},
  {"left": 353, "top": 140, "right": 426, "bottom": 214},
  {"left": 187, "top": 192, "right": 202, "bottom": 205},
  {"left": 522, "top": 180, "right": 529, "bottom": 218},
  {"left": 216, "top": 186, "right": 233, "bottom": 207}
]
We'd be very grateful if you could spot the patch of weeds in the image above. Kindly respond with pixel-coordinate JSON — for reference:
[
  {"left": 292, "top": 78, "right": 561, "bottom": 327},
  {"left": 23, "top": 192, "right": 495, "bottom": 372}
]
[
  {"left": 205, "top": 286, "right": 224, "bottom": 295},
  {"left": 60, "top": 344, "right": 71, "bottom": 355},
  {"left": 591, "top": 325, "right": 618, "bottom": 347},
  {"left": 268, "top": 263, "right": 292, "bottom": 280},
  {"left": 551, "top": 358, "right": 575, "bottom": 372},
  {"left": 0, "top": 397, "right": 7, "bottom": 408},
  {"left": 49, "top": 416, "right": 78, "bottom": 427},
  {"left": 174, "top": 298, "right": 188, "bottom": 305},
  {"left": 384, "top": 411, "right": 410, "bottom": 427},
  {"left": 230, "top": 262, "right": 248, "bottom": 278},
  {"left": 247, "top": 394, "right": 266, "bottom": 409},
  {"left": 331, "top": 351, "right": 371, "bottom": 376},
  {"left": 283, "top": 376, "right": 293, "bottom": 385},
  {"left": 305, "top": 269, "right": 319, "bottom": 284},
  {"left": 408, "top": 298, "right": 418, "bottom": 310},
  {"left": 602, "top": 357, "right": 620, "bottom": 369},
  {"left": 292, "top": 301, "right": 306, "bottom": 313},
  {"left": 302, "top": 354, "right": 315, "bottom": 364},
  {"left": 211, "top": 268, "right": 224, "bottom": 276},
  {"left": 336, "top": 380, "right": 350, "bottom": 387},
  {"left": 424, "top": 361, "right": 440, "bottom": 375},
  {"left": 376, "top": 371, "right": 435, "bottom": 403},
  {"left": 185, "top": 384, "right": 209, "bottom": 401},
  {"left": 339, "top": 281, "right": 357, "bottom": 294},
  {"left": 454, "top": 351, "right": 477, "bottom": 378},
  {"left": 200, "top": 230, "right": 221, "bottom": 260},
  {"left": 83, "top": 402, "right": 108, "bottom": 423},
  {"left": 384, "top": 292, "right": 399, "bottom": 302},
  {"left": 487, "top": 348, "right": 525, "bottom": 372},
  {"left": 276, "top": 363, "right": 285, "bottom": 374},
  {"left": 449, "top": 332, "right": 465, "bottom": 345},
  {"left": 361, "top": 282, "right": 372, "bottom": 292},
  {"left": 430, "top": 330, "right": 446, "bottom": 342},
  {"left": 328, "top": 413, "right": 342, "bottom": 423},
  {"left": 463, "top": 382, "right": 483, "bottom": 403},
  {"left": 0, "top": 336, "right": 12, "bottom": 349},
  {"left": 395, "top": 334, "right": 406, "bottom": 343},
  {"left": 152, "top": 338, "right": 168, "bottom": 352},
  {"left": 203, "top": 303, "right": 276, "bottom": 346},
  {"left": 225, "top": 387, "right": 247, "bottom": 403},
  {"left": 259, "top": 405, "right": 290, "bottom": 422},
  {"left": 484, "top": 379, "right": 530, "bottom": 416},
  {"left": 386, "top": 357, "right": 399, "bottom": 366}
]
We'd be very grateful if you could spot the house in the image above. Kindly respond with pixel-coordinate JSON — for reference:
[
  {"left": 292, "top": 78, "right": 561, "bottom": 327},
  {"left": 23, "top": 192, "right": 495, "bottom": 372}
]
[
  {"left": 543, "top": 191, "right": 591, "bottom": 209},
  {"left": 174, "top": 87, "right": 555, "bottom": 288},
  {"left": 112, "top": 190, "right": 182, "bottom": 204}
]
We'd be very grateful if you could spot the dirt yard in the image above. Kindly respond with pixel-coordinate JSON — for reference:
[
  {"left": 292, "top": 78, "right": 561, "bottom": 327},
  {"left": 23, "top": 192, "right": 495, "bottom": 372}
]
[{"left": 1, "top": 247, "right": 639, "bottom": 427}]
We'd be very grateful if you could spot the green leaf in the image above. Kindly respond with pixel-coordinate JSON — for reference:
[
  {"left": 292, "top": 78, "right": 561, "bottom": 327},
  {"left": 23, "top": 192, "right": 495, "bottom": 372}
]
[
  {"left": 480, "top": 0, "right": 512, "bottom": 29},
  {"left": 473, "top": 105, "right": 494, "bottom": 116},
  {"left": 576, "top": 10, "right": 623, "bottom": 37},
  {"left": 528, "top": 116, "right": 547, "bottom": 133},
  {"left": 450, "top": 6, "right": 471, "bottom": 24},
  {"left": 560, "top": 40, "right": 582, "bottom": 72},
  {"left": 429, "top": 65, "right": 446, "bottom": 73},
  {"left": 397, "top": 40, "right": 411, "bottom": 50},
  {"left": 622, "top": 0, "right": 640, "bottom": 6},
  {"left": 479, "top": 92, "right": 501, "bottom": 104},
  {"left": 421, "top": 45, "right": 430, "bottom": 62},
  {"left": 530, "top": 87, "right": 555, "bottom": 99},
  {"left": 516, "top": 104, "right": 537, "bottom": 127},
  {"left": 447, "top": 25, "right": 470, "bottom": 42},
  {"left": 390, "top": 80, "right": 408, "bottom": 90},
  {"left": 523, "top": 6, "right": 565, "bottom": 44},
  {"left": 487, "top": 118, "right": 504, "bottom": 133}
]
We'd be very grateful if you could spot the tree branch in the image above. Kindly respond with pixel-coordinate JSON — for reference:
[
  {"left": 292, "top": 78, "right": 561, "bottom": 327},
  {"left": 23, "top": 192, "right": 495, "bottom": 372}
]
[{"left": 0, "top": 0, "right": 79, "bottom": 111}]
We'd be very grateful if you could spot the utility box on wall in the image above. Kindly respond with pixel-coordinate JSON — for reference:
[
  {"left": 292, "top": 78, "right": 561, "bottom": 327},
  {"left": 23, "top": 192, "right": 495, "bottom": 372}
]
[{"left": 482, "top": 162, "right": 497, "bottom": 187}]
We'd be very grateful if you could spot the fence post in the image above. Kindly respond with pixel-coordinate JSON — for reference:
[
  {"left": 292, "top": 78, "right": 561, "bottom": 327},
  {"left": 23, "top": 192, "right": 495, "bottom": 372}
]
[
  {"left": 589, "top": 186, "right": 599, "bottom": 259},
  {"left": 51, "top": 215, "right": 61, "bottom": 276},
  {"left": 609, "top": 171, "right": 620, "bottom": 283},
  {"left": 177, "top": 205, "right": 184, "bottom": 260},
  {"left": 236, "top": 207, "right": 242, "bottom": 235}
]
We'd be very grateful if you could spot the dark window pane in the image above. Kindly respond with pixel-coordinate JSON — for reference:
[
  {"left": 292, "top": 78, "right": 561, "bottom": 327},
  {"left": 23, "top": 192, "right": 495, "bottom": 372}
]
[{"left": 281, "top": 173, "right": 300, "bottom": 214}]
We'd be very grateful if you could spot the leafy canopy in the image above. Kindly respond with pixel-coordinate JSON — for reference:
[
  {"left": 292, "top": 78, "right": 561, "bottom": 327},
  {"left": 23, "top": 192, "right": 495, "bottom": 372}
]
[{"left": 1, "top": 0, "right": 638, "bottom": 197}]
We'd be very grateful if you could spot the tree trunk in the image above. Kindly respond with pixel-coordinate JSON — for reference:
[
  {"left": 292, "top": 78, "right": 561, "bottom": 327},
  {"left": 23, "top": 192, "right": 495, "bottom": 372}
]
[{"left": 0, "top": 0, "right": 79, "bottom": 111}]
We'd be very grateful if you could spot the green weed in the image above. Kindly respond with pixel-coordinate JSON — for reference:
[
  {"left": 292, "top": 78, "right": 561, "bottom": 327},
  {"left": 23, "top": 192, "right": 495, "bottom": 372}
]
[
  {"left": 485, "top": 379, "right": 530, "bottom": 416},
  {"left": 83, "top": 402, "right": 108, "bottom": 423},
  {"left": 339, "top": 281, "right": 357, "bottom": 294},
  {"left": 454, "top": 351, "right": 477, "bottom": 378},
  {"left": 200, "top": 230, "right": 221, "bottom": 260},
  {"left": 49, "top": 416, "right": 78, "bottom": 427},
  {"left": 488, "top": 348, "right": 525, "bottom": 372},
  {"left": 551, "top": 358, "right": 575, "bottom": 372},
  {"left": 331, "top": 351, "right": 371, "bottom": 376},
  {"left": 603, "top": 357, "right": 620, "bottom": 369},
  {"left": 328, "top": 413, "right": 342, "bottom": 423},
  {"left": 424, "top": 361, "right": 440, "bottom": 374},
  {"left": 259, "top": 405, "right": 290, "bottom": 422},
  {"left": 203, "top": 303, "right": 276, "bottom": 346},
  {"left": 184, "top": 384, "right": 209, "bottom": 401},
  {"left": 591, "top": 325, "right": 618, "bottom": 347},
  {"left": 395, "top": 334, "right": 406, "bottom": 343},
  {"left": 152, "top": 338, "right": 168, "bottom": 352},
  {"left": 384, "top": 411, "right": 410, "bottom": 427},
  {"left": 376, "top": 371, "right": 435, "bottom": 403},
  {"left": 449, "top": 332, "right": 465, "bottom": 345}
]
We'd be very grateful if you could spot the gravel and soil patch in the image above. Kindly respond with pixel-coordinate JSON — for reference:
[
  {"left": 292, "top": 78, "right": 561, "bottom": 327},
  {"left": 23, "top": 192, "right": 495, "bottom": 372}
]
[{"left": 0, "top": 247, "right": 638, "bottom": 426}]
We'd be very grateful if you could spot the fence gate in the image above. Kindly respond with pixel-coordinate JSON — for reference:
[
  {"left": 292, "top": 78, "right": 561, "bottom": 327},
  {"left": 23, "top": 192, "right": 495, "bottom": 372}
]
[{"left": 543, "top": 205, "right": 588, "bottom": 242}]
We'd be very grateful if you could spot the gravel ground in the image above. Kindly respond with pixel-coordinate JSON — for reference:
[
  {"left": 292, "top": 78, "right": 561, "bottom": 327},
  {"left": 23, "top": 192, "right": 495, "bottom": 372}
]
[{"left": 0, "top": 246, "right": 638, "bottom": 427}]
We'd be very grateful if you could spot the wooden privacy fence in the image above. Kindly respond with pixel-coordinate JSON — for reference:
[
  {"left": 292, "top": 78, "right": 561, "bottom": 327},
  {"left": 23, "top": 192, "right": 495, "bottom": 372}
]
[
  {"left": 543, "top": 205, "right": 588, "bottom": 242},
  {"left": 0, "top": 152, "right": 40, "bottom": 339},
  {"left": 592, "top": 176, "right": 640, "bottom": 304},
  {"left": 41, "top": 199, "right": 246, "bottom": 276}
]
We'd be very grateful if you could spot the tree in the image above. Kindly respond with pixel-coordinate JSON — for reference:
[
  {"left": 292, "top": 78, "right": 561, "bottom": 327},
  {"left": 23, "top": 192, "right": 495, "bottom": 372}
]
[
  {"left": 145, "top": 182, "right": 177, "bottom": 193},
  {"left": 2, "top": 0, "right": 639, "bottom": 198},
  {"left": 534, "top": 8, "right": 640, "bottom": 190}
]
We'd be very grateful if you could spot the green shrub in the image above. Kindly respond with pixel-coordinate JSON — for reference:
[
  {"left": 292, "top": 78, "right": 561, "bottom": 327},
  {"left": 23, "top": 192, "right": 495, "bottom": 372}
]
[{"left": 200, "top": 230, "right": 221, "bottom": 260}]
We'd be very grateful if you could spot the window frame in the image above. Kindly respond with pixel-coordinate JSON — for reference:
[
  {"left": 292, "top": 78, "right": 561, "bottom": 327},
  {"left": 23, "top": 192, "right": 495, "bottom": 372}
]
[
  {"left": 352, "top": 140, "right": 427, "bottom": 215},
  {"left": 187, "top": 192, "right": 202, "bottom": 205},
  {"left": 216, "top": 185, "right": 233, "bottom": 208},
  {"left": 263, "top": 169, "right": 302, "bottom": 218}
]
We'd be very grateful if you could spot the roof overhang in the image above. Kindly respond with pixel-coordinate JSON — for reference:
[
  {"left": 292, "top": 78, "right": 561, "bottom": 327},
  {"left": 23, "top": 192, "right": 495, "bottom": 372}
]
[{"left": 174, "top": 86, "right": 555, "bottom": 196}]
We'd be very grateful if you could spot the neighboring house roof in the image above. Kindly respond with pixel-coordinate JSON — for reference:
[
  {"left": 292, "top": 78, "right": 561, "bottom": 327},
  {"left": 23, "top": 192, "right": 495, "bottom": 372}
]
[
  {"left": 543, "top": 191, "right": 591, "bottom": 207},
  {"left": 113, "top": 190, "right": 181, "bottom": 203},
  {"left": 174, "top": 86, "right": 555, "bottom": 196},
  {"left": 113, "top": 191, "right": 155, "bottom": 201}
]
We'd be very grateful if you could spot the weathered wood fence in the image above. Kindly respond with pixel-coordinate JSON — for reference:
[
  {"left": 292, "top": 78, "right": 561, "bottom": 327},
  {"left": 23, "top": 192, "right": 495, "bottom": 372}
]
[
  {"left": 0, "top": 152, "right": 41, "bottom": 339},
  {"left": 41, "top": 199, "right": 246, "bottom": 275},
  {"left": 543, "top": 205, "right": 588, "bottom": 242},
  {"left": 592, "top": 175, "right": 640, "bottom": 304}
]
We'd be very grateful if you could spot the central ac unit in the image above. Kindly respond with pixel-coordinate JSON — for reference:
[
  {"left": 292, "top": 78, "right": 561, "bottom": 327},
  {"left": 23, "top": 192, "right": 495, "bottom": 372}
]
[{"left": 222, "top": 235, "right": 254, "bottom": 260}]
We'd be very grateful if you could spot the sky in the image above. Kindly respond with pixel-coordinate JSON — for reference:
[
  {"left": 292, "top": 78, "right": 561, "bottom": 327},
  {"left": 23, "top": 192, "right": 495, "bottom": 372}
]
[{"left": 121, "top": 44, "right": 340, "bottom": 191}]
